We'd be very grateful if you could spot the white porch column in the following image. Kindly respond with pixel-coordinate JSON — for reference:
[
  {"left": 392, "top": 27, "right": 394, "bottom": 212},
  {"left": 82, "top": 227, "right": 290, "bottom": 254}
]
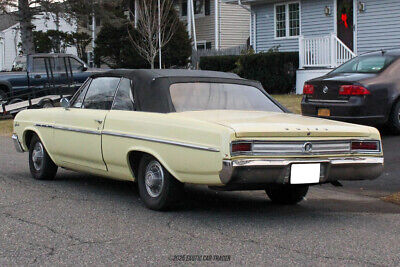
[
  {"left": 214, "top": 0, "right": 219, "bottom": 50},
  {"left": 190, "top": 0, "right": 197, "bottom": 49},
  {"left": 330, "top": 33, "right": 336, "bottom": 68},
  {"left": 187, "top": 0, "right": 191, "bottom": 39},
  {"left": 299, "top": 35, "right": 304, "bottom": 69}
]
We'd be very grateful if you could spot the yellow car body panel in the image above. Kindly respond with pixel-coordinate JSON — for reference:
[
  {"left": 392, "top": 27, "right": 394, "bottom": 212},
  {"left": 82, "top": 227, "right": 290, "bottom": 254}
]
[{"left": 13, "top": 107, "right": 382, "bottom": 186}]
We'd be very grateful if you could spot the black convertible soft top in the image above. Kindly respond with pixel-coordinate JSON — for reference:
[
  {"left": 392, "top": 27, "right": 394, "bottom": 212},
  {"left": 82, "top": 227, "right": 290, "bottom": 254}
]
[{"left": 89, "top": 69, "right": 273, "bottom": 113}]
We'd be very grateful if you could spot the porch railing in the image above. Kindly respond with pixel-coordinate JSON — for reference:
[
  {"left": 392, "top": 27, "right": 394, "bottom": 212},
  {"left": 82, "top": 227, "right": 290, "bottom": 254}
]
[{"left": 299, "top": 33, "right": 356, "bottom": 69}]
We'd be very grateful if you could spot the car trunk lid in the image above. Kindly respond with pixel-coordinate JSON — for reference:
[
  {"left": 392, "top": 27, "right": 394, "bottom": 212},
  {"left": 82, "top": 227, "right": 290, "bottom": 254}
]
[
  {"left": 307, "top": 73, "right": 376, "bottom": 101},
  {"left": 171, "top": 110, "right": 372, "bottom": 138}
]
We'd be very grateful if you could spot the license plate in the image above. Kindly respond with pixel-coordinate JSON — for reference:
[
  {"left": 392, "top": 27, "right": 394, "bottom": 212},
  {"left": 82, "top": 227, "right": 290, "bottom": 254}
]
[
  {"left": 318, "top": 108, "right": 330, "bottom": 117},
  {"left": 290, "top": 164, "right": 321, "bottom": 184}
]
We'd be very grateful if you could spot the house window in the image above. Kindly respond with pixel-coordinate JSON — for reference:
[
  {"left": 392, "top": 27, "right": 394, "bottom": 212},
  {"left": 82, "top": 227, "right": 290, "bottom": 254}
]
[
  {"left": 275, "top": 2, "right": 300, "bottom": 38},
  {"left": 180, "top": 0, "right": 208, "bottom": 17},
  {"left": 197, "top": 41, "right": 212, "bottom": 50}
]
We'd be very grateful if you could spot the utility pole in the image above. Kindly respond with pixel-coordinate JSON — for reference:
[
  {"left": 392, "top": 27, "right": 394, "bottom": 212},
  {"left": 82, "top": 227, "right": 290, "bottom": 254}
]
[{"left": 158, "top": 0, "right": 162, "bottom": 69}]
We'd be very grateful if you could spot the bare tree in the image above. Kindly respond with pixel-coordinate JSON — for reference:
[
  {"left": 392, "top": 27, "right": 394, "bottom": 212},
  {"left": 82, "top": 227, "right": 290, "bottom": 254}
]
[
  {"left": 127, "top": 0, "right": 179, "bottom": 69},
  {"left": 0, "top": 0, "right": 122, "bottom": 55}
]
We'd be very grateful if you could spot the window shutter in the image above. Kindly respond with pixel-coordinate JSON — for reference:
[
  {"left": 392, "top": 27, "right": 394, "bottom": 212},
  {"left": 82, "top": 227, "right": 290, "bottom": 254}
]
[
  {"left": 205, "top": 0, "right": 211, "bottom": 16},
  {"left": 182, "top": 1, "right": 187, "bottom": 16}
]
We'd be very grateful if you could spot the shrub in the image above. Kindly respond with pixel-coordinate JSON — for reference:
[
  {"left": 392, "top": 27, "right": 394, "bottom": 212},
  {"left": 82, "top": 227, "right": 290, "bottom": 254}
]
[
  {"left": 199, "top": 55, "right": 240, "bottom": 73},
  {"left": 199, "top": 52, "right": 298, "bottom": 94}
]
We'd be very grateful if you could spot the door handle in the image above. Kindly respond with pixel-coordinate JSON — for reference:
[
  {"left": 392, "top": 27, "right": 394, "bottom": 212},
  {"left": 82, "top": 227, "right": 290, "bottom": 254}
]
[{"left": 94, "top": 119, "right": 103, "bottom": 124}]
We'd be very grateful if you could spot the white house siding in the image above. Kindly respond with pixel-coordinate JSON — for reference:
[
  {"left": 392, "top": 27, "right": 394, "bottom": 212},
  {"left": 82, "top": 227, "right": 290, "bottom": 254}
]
[
  {"left": 253, "top": 0, "right": 334, "bottom": 52},
  {"left": 219, "top": 2, "right": 250, "bottom": 49},
  {"left": 195, "top": 3, "right": 216, "bottom": 48},
  {"left": 357, "top": 0, "right": 400, "bottom": 54},
  {"left": 0, "top": 13, "right": 77, "bottom": 71},
  {"left": 0, "top": 25, "right": 20, "bottom": 72}
]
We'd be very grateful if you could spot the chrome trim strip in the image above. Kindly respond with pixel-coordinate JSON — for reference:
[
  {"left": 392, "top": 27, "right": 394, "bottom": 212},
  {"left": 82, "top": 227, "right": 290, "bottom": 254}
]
[
  {"left": 34, "top": 123, "right": 53, "bottom": 128},
  {"left": 308, "top": 99, "right": 349, "bottom": 103},
  {"left": 35, "top": 124, "right": 101, "bottom": 135},
  {"left": 53, "top": 125, "right": 101, "bottom": 135},
  {"left": 34, "top": 124, "right": 219, "bottom": 152},
  {"left": 102, "top": 131, "right": 220, "bottom": 152},
  {"left": 231, "top": 140, "right": 382, "bottom": 156},
  {"left": 12, "top": 134, "right": 24, "bottom": 153},
  {"left": 229, "top": 157, "right": 384, "bottom": 167}
]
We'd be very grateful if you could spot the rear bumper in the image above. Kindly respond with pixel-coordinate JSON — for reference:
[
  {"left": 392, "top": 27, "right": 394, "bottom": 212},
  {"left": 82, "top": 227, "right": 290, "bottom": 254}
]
[
  {"left": 219, "top": 157, "right": 384, "bottom": 185},
  {"left": 12, "top": 134, "right": 24, "bottom": 153},
  {"left": 301, "top": 98, "right": 387, "bottom": 125}
]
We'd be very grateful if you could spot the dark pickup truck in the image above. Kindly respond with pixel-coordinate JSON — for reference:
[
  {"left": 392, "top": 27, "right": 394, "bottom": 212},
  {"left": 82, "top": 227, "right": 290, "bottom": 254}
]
[{"left": 0, "top": 53, "right": 104, "bottom": 103}]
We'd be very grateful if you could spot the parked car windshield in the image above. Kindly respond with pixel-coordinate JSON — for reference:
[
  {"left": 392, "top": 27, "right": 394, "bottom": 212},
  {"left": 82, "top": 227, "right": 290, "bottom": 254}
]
[
  {"left": 331, "top": 55, "right": 396, "bottom": 74},
  {"left": 169, "top": 83, "right": 283, "bottom": 112}
]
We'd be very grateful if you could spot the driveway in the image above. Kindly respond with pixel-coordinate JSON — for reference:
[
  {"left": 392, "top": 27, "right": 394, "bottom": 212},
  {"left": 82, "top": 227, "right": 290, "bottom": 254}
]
[{"left": 1, "top": 136, "right": 400, "bottom": 265}]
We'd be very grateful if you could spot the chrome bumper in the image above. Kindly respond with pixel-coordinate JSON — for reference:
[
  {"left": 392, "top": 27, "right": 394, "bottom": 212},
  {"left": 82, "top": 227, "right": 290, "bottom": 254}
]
[
  {"left": 219, "top": 157, "right": 384, "bottom": 185},
  {"left": 12, "top": 134, "right": 24, "bottom": 153}
]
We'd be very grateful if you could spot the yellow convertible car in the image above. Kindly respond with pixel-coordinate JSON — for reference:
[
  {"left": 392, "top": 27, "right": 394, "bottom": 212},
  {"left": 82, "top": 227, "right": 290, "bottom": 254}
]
[{"left": 12, "top": 69, "right": 384, "bottom": 210}]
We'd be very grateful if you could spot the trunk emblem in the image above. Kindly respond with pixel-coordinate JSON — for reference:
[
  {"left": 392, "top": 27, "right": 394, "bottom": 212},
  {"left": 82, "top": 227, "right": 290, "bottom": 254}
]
[
  {"left": 302, "top": 142, "right": 313, "bottom": 153},
  {"left": 323, "top": 86, "right": 329, "bottom": 94}
]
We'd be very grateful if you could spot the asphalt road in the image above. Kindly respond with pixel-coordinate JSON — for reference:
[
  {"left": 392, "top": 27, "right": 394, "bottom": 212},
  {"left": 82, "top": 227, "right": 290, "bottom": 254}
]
[{"left": 1, "top": 135, "right": 400, "bottom": 265}]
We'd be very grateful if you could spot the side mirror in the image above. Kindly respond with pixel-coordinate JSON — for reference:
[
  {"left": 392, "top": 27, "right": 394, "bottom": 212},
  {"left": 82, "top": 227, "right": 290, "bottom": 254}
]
[
  {"left": 81, "top": 64, "right": 88, "bottom": 72},
  {"left": 60, "top": 98, "right": 70, "bottom": 109}
]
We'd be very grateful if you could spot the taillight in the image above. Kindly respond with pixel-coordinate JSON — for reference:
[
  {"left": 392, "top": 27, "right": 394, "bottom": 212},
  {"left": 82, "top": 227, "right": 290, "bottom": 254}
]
[
  {"left": 339, "top": 85, "right": 370, "bottom": 95},
  {"left": 351, "top": 141, "right": 380, "bottom": 152},
  {"left": 231, "top": 142, "right": 252, "bottom": 154},
  {"left": 303, "top": 84, "right": 314, "bottom": 95}
]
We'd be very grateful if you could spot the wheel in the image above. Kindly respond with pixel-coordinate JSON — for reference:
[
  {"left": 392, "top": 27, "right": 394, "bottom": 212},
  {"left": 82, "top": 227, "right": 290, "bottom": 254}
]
[
  {"left": 0, "top": 89, "right": 6, "bottom": 103},
  {"left": 29, "top": 135, "right": 58, "bottom": 180},
  {"left": 137, "top": 155, "right": 183, "bottom": 210},
  {"left": 265, "top": 184, "right": 309, "bottom": 205},
  {"left": 388, "top": 100, "right": 400, "bottom": 134},
  {"left": 41, "top": 101, "right": 54, "bottom": 109}
]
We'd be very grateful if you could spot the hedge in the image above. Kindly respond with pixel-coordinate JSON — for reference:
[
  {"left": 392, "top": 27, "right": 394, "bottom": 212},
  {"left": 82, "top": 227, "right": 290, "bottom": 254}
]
[
  {"left": 199, "top": 52, "right": 299, "bottom": 94},
  {"left": 199, "top": 55, "right": 240, "bottom": 73}
]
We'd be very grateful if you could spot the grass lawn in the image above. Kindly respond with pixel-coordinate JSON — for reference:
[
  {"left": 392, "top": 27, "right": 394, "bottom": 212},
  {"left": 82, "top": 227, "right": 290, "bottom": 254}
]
[
  {"left": 0, "top": 119, "right": 13, "bottom": 137},
  {"left": 382, "top": 193, "right": 400, "bottom": 205},
  {"left": 272, "top": 94, "right": 302, "bottom": 114}
]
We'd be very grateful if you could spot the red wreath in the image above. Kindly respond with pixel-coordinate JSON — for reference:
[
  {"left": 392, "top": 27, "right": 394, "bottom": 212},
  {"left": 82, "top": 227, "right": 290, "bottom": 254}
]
[{"left": 341, "top": 13, "right": 348, "bottom": 28}]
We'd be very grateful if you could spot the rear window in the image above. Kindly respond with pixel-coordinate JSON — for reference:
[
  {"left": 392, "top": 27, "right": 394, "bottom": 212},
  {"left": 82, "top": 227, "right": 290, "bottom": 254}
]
[
  {"left": 331, "top": 55, "right": 396, "bottom": 74},
  {"left": 169, "top": 82, "right": 282, "bottom": 113}
]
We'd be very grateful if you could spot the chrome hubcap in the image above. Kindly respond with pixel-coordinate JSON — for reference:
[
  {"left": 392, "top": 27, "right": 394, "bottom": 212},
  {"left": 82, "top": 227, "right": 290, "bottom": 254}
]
[
  {"left": 144, "top": 161, "right": 164, "bottom": 198},
  {"left": 32, "top": 142, "right": 44, "bottom": 171}
]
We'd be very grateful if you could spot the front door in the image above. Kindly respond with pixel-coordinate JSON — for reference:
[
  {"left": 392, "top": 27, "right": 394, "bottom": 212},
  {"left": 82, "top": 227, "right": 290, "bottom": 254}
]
[
  {"left": 53, "top": 76, "right": 121, "bottom": 171},
  {"left": 337, "top": 0, "right": 354, "bottom": 51}
]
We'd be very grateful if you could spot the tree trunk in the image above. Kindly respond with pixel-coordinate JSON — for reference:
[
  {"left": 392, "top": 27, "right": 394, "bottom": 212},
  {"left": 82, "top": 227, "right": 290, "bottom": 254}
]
[
  {"left": 18, "top": 0, "right": 35, "bottom": 55},
  {"left": 150, "top": 59, "right": 155, "bottom": 69}
]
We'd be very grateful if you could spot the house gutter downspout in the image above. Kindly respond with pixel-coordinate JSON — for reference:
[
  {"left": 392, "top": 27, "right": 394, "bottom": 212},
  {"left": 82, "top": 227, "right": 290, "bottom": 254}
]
[{"left": 237, "top": 0, "right": 255, "bottom": 51}]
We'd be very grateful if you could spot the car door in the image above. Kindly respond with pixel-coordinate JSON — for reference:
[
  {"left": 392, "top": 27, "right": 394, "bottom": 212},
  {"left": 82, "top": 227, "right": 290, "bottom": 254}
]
[
  {"left": 53, "top": 76, "right": 121, "bottom": 171},
  {"left": 28, "top": 56, "right": 59, "bottom": 97},
  {"left": 102, "top": 78, "right": 136, "bottom": 180}
]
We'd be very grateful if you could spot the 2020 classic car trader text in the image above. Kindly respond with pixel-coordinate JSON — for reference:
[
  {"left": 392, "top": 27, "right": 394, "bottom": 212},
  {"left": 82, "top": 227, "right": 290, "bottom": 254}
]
[{"left": 12, "top": 69, "right": 384, "bottom": 210}]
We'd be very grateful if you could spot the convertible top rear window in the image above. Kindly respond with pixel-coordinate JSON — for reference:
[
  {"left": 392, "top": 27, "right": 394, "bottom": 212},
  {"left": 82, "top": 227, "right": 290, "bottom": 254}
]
[{"left": 170, "top": 83, "right": 282, "bottom": 113}]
